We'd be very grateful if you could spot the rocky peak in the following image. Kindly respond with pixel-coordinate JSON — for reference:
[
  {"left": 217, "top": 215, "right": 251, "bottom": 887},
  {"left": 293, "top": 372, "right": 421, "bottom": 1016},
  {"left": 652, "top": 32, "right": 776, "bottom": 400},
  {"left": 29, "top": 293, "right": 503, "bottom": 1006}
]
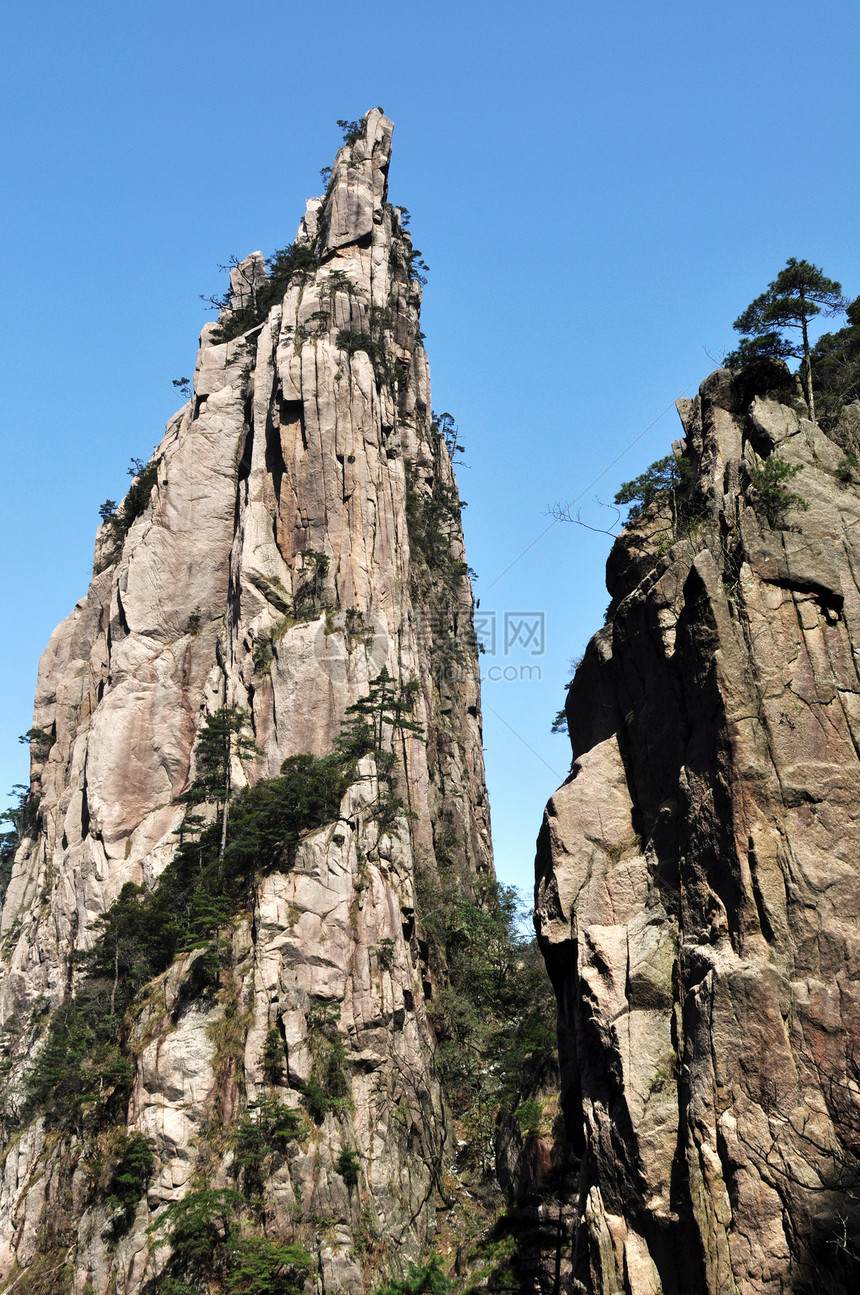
[
  {"left": 319, "top": 108, "right": 392, "bottom": 255},
  {"left": 228, "top": 249, "right": 268, "bottom": 308},
  {"left": 536, "top": 364, "right": 860, "bottom": 1293},
  {"left": 0, "top": 111, "right": 492, "bottom": 1294}
]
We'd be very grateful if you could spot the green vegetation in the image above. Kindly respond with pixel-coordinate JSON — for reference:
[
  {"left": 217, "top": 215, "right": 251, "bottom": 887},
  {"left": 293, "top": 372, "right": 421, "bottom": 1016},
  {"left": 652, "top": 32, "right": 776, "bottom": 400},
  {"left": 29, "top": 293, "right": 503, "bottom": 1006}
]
[
  {"left": 337, "top": 117, "right": 366, "bottom": 146},
  {"left": 25, "top": 997, "right": 134, "bottom": 1130},
  {"left": 25, "top": 749, "right": 351, "bottom": 1127},
  {"left": 812, "top": 296, "right": 860, "bottom": 417},
  {"left": 221, "top": 1236, "right": 311, "bottom": 1295},
  {"left": 335, "top": 304, "right": 399, "bottom": 386},
  {"left": 342, "top": 605, "right": 373, "bottom": 648},
  {"left": 336, "top": 327, "right": 379, "bottom": 358},
  {"left": 140, "top": 1090, "right": 306, "bottom": 1288},
  {"left": 105, "top": 1132, "right": 155, "bottom": 1224},
  {"left": 374, "top": 1257, "right": 452, "bottom": 1295},
  {"left": 233, "top": 1097, "right": 304, "bottom": 1192},
  {"left": 335, "top": 667, "right": 422, "bottom": 828},
  {"left": 151, "top": 1189, "right": 310, "bottom": 1292},
  {"left": 409, "top": 249, "right": 430, "bottom": 286},
  {"left": 261, "top": 1027, "right": 285, "bottom": 1084},
  {"left": 417, "top": 876, "right": 555, "bottom": 1169},
  {"left": 97, "top": 455, "right": 161, "bottom": 570},
  {"left": 1, "top": 784, "right": 40, "bottom": 907},
  {"left": 2, "top": 783, "right": 39, "bottom": 842},
  {"left": 23, "top": 671, "right": 421, "bottom": 1138},
  {"left": 376, "top": 936, "right": 395, "bottom": 970},
  {"left": 724, "top": 334, "right": 796, "bottom": 368},
  {"left": 615, "top": 453, "right": 688, "bottom": 521},
  {"left": 837, "top": 453, "right": 859, "bottom": 485},
  {"left": 335, "top": 1146, "right": 360, "bottom": 1185},
  {"left": 185, "top": 606, "right": 202, "bottom": 636},
  {"left": 404, "top": 423, "right": 476, "bottom": 683},
  {"left": 178, "top": 707, "right": 262, "bottom": 859},
  {"left": 613, "top": 452, "right": 702, "bottom": 545},
  {"left": 728, "top": 258, "right": 848, "bottom": 420},
  {"left": 338, "top": 667, "right": 422, "bottom": 767},
  {"left": 150, "top": 1185, "right": 311, "bottom": 1291},
  {"left": 151, "top": 1188, "right": 245, "bottom": 1273},
  {"left": 614, "top": 454, "right": 679, "bottom": 519},
  {"left": 19, "top": 726, "right": 53, "bottom": 761},
  {"left": 0, "top": 1014, "right": 22, "bottom": 1086},
  {"left": 748, "top": 455, "right": 809, "bottom": 527},
  {"left": 551, "top": 707, "right": 568, "bottom": 735},
  {"left": 302, "top": 1034, "right": 351, "bottom": 1124},
  {"left": 433, "top": 411, "right": 464, "bottom": 459},
  {"left": 512, "top": 1098, "right": 544, "bottom": 1137},
  {"left": 336, "top": 317, "right": 393, "bottom": 384},
  {"left": 207, "top": 243, "right": 319, "bottom": 345},
  {"left": 406, "top": 465, "right": 467, "bottom": 580},
  {"left": 252, "top": 614, "right": 298, "bottom": 675},
  {"left": 293, "top": 548, "right": 330, "bottom": 615}
]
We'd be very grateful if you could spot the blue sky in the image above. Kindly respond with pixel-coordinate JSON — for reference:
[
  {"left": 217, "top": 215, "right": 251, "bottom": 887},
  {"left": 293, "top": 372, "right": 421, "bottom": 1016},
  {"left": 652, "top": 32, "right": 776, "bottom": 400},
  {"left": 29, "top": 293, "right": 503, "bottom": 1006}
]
[{"left": 2, "top": 0, "right": 859, "bottom": 892}]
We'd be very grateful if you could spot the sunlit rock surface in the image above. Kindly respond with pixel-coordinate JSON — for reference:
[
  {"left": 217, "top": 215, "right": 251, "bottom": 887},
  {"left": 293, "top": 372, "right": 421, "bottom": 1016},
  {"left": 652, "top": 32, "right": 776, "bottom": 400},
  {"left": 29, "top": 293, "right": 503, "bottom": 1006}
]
[{"left": 0, "top": 109, "right": 491, "bottom": 1293}]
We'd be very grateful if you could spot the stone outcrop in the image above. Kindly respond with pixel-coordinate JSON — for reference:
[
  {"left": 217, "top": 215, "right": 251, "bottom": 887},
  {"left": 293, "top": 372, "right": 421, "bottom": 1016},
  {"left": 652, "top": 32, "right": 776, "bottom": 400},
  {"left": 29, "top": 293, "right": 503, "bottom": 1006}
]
[
  {"left": 0, "top": 109, "right": 491, "bottom": 1293},
  {"left": 536, "top": 361, "right": 860, "bottom": 1294}
]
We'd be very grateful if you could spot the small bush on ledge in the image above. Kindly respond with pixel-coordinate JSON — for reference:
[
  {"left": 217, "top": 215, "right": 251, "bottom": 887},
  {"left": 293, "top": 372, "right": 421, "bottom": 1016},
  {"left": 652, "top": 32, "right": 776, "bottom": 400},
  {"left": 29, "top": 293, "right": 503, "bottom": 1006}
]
[{"left": 748, "top": 456, "right": 809, "bottom": 527}]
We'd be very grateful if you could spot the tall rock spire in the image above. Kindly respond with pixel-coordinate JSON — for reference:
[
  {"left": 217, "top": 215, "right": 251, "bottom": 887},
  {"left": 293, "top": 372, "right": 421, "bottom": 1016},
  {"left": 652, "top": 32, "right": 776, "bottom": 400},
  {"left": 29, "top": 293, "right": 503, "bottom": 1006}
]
[{"left": 0, "top": 110, "right": 491, "bottom": 1292}]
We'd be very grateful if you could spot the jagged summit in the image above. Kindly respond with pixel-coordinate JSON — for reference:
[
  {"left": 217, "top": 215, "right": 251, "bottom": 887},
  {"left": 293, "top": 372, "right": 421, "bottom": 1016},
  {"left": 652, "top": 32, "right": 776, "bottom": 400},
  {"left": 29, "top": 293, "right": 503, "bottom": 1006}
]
[
  {"left": 200, "top": 107, "right": 397, "bottom": 353},
  {"left": 318, "top": 107, "right": 392, "bottom": 253},
  {"left": 0, "top": 112, "right": 492, "bottom": 1293}
]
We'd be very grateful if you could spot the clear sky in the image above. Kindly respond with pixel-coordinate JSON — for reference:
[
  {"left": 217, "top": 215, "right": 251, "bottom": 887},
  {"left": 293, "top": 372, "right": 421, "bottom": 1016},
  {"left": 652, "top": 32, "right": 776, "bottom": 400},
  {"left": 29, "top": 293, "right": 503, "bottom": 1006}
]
[{"left": 2, "top": 0, "right": 858, "bottom": 894}]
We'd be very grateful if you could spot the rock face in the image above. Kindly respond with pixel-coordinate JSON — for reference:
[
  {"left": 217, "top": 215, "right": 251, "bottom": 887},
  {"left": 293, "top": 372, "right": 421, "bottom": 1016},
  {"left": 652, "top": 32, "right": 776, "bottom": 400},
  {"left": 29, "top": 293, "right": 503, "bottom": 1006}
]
[
  {"left": 536, "top": 363, "right": 860, "bottom": 1294},
  {"left": 0, "top": 109, "right": 491, "bottom": 1293}
]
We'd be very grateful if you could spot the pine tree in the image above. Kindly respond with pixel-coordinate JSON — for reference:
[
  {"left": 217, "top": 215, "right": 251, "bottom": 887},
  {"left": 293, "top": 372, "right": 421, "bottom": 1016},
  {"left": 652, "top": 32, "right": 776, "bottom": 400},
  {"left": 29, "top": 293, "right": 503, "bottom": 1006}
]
[
  {"left": 811, "top": 296, "right": 860, "bottom": 411},
  {"left": 731, "top": 258, "right": 848, "bottom": 421},
  {"left": 180, "top": 707, "right": 262, "bottom": 858},
  {"left": 337, "top": 668, "right": 422, "bottom": 765}
]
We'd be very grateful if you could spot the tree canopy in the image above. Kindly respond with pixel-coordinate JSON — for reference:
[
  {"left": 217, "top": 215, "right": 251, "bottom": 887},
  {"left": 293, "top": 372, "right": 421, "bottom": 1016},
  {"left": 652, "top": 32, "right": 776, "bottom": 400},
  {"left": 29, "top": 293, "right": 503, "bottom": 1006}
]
[
  {"left": 729, "top": 258, "right": 848, "bottom": 420},
  {"left": 179, "top": 707, "right": 261, "bottom": 858},
  {"left": 811, "top": 295, "right": 860, "bottom": 414}
]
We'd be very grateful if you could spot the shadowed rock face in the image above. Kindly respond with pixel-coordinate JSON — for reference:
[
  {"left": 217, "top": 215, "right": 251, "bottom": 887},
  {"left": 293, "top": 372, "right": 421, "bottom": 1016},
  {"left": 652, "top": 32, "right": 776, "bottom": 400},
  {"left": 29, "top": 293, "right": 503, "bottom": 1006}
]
[
  {"left": 0, "top": 109, "right": 491, "bottom": 1293},
  {"left": 536, "top": 367, "right": 860, "bottom": 1294}
]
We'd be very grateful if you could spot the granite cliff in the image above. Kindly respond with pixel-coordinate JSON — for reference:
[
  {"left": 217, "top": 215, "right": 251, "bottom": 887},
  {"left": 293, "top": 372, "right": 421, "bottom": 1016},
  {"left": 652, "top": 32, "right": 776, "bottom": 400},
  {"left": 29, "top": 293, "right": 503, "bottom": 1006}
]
[
  {"left": 0, "top": 110, "right": 495, "bottom": 1294},
  {"left": 536, "top": 363, "right": 860, "bottom": 1293}
]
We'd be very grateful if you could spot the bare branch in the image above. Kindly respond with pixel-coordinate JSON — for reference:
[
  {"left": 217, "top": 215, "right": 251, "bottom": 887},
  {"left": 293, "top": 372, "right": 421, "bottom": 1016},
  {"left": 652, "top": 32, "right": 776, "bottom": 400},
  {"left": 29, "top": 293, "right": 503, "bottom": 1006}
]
[{"left": 549, "top": 497, "right": 621, "bottom": 537}]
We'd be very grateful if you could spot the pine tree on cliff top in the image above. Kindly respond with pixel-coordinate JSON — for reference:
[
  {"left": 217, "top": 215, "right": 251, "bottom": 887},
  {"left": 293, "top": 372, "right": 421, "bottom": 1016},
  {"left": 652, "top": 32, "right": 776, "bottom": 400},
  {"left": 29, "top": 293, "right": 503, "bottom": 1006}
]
[{"left": 731, "top": 258, "right": 847, "bottom": 421}]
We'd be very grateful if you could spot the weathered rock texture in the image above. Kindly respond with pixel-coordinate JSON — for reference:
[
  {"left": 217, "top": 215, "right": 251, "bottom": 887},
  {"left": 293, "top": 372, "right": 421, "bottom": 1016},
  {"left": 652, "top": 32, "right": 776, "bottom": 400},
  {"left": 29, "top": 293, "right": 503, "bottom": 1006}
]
[
  {"left": 536, "top": 363, "right": 860, "bottom": 1294},
  {"left": 0, "top": 109, "right": 491, "bottom": 1293}
]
